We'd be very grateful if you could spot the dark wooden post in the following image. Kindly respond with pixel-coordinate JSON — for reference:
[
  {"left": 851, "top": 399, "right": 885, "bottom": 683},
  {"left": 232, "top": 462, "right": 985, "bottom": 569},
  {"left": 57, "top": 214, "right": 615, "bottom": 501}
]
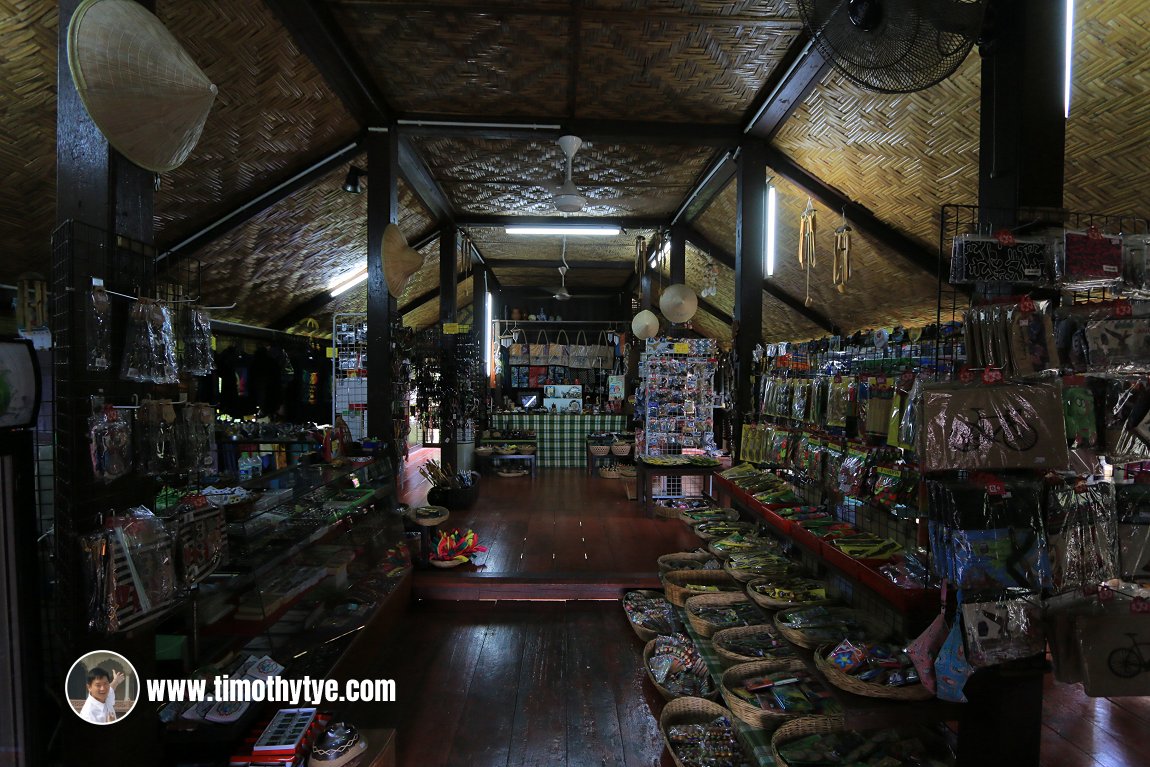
[
  {"left": 733, "top": 140, "right": 766, "bottom": 461},
  {"left": 439, "top": 225, "right": 459, "bottom": 468},
  {"left": 366, "top": 127, "right": 398, "bottom": 470},
  {"left": 669, "top": 224, "right": 687, "bottom": 286}
]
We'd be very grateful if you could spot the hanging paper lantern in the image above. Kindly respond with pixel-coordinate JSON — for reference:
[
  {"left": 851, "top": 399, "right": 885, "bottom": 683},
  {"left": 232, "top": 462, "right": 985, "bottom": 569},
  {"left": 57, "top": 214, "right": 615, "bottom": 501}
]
[
  {"left": 659, "top": 283, "right": 698, "bottom": 324},
  {"left": 632, "top": 309, "right": 660, "bottom": 339}
]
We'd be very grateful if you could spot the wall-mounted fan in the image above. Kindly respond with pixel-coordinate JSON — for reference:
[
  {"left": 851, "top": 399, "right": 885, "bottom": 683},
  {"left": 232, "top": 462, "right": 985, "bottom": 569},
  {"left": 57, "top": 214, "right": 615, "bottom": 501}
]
[{"left": 796, "top": 0, "right": 987, "bottom": 94}]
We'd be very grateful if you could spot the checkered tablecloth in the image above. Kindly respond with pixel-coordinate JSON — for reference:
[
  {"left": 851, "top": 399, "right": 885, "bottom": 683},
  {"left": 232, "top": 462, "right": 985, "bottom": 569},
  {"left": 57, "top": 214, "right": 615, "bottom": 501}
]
[
  {"left": 677, "top": 607, "right": 779, "bottom": 765},
  {"left": 491, "top": 414, "right": 627, "bottom": 468}
]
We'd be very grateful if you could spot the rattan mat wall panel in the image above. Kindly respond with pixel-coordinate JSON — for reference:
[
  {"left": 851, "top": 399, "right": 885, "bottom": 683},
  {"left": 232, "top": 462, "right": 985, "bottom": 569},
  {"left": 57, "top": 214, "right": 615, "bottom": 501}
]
[
  {"left": 154, "top": 0, "right": 359, "bottom": 245},
  {"left": 488, "top": 267, "right": 628, "bottom": 290},
  {"left": 0, "top": 0, "right": 58, "bottom": 281},
  {"left": 691, "top": 306, "right": 733, "bottom": 341},
  {"left": 1064, "top": 3, "right": 1150, "bottom": 218},
  {"left": 772, "top": 54, "right": 981, "bottom": 251},
  {"left": 328, "top": 2, "right": 570, "bottom": 117},
  {"left": 693, "top": 179, "right": 738, "bottom": 258},
  {"left": 685, "top": 240, "right": 735, "bottom": 322},
  {"left": 403, "top": 276, "right": 475, "bottom": 330},
  {"left": 468, "top": 226, "right": 652, "bottom": 268}
]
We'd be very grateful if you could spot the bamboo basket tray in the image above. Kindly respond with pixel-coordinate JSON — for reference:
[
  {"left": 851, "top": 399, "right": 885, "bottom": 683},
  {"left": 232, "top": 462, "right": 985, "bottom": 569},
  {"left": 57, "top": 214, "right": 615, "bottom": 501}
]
[
  {"left": 813, "top": 644, "right": 935, "bottom": 701},
  {"left": 679, "top": 507, "right": 740, "bottom": 524},
  {"left": 745, "top": 577, "right": 831, "bottom": 611},
  {"left": 659, "top": 697, "right": 748, "bottom": 767},
  {"left": 723, "top": 557, "right": 798, "bottom": 583},
  {"left": 770, "top": 715, "right": 848, "bottom": 767},
  {"left": 653, "top": 501, "right": 684, "bottom": 519},
  {"left": 588, "top": 444, "right": 611, "bottom": 456},
  {"left": 720, "top": 659, "right": 818, "bottom": 730},
  {"left": 693, "top": 520, "right": 757, "bottom": 542},
  {"left": 644, "top": 639, "right": 719, "bottom": 702},
  {"left": 657, "top": 551, "right": 718, "bottom": 574},
  {"left": 611, "top": 442, "right": 633, "bottom": 456},
  {"left": 707, "top": 535, "right": 776, "bottom": 560},
  {"left": 711, "top": 625, "right": 800, "bottom": 669},
  {"left": 684, "top": 592, "right": 768, "bottom": 639},
  {"left": 599, "top": 466, "right": 620, "bottom": 479},
  {"left": 663, "top": 569, "right": 741, "bottom": 607},
  {"left": 622, "top": 589, "right": 679, "bottom": 643},
  {"left": 773, "top": 607, "right": 880, "bottom": 650}
]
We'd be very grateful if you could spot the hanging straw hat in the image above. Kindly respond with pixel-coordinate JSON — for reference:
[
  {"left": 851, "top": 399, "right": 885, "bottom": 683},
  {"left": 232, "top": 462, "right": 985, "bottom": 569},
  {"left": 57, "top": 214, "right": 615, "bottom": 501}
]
[
  {"left": 67, "top": 0, "right": 217, "bottom": 173},
  {"left": 659, "top": 283, "right": 699, "bottom": 324},
  {"left": 632, "top": 309, "right": 660, "bottom": 339},
  {"left": 381, "top": 223, "right": 423, "bottom": 298}
]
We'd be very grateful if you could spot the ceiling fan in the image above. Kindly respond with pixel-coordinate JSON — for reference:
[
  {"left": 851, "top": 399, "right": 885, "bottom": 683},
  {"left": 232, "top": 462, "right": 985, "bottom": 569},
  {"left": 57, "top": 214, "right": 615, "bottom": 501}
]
[
  {"left": 537, "top": 237, "right": 613, "bottom": 301},
  {"left": 551, "top": 134, "right": 587, "bottom": 213}
]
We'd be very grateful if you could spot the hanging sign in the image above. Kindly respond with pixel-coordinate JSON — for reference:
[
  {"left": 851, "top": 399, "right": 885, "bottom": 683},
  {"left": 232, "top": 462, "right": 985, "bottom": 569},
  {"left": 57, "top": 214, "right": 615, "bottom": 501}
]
[
  {"left": 442, "top": 322, "right": 471, "bottom": 334},
  {"left": 673, "top": 342, "right": 690, "bottom": 354}
]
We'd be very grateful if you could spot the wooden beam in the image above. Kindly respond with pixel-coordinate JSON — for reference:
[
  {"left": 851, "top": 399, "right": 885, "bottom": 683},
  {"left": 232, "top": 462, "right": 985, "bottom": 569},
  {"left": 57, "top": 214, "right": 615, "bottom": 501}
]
[
  {"left": 743, "top": 36, "right": 831, "bottom": 141},
  {"left": 455, "top": 214, "right": 667, "bottom": 230},
  {"left": 673, "top": 149, "right": 736, "bottom": 225},
  {"left": 396, "top": 115, "right": 741, "bottom": 146},
  {"left": 762, "top": 145, "right": 941, "bottom": 282},
  {"left": 683, "top": 225, "right": 835, "bottom": 333},
  {"left": 397, "top": 134, "right": 454, "bottom": 222},
  {"left": 157, "top": 136, "right": 365, "bottom": 267},
  {"left": 439, "top": 225, "right": 459, "bottom": 467},
  {"left": 399, "top": 274, "right": 469, "bottom": 316},
  {"left": 485, "top": 259, "right": 633, "bottom": 271},
  {"left": 366, "top": 128, "right": 397, "bottom": 458}
]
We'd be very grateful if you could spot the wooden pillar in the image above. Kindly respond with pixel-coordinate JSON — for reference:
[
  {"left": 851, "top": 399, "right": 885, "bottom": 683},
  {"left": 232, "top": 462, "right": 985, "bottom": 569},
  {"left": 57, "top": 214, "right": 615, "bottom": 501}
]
[
  {"left": 439, "top": 225, "right": 459, "bottom": 468},
  {"left": 734, "top": 140, "right": 766, "bottom": 461},
  {"left": 978, "top": 0, "right": 1066, "bottom": 221},
  {"left": 669, "top": 224, "right": 687, "bottom": 286},
  {"left": 366, "top": 127, "right": 398, "bottom": 470}
]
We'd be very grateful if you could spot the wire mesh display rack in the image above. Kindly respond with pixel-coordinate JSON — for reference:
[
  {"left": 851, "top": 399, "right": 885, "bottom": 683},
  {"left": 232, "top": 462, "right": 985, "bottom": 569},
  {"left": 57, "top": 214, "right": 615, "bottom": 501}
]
[{"left": 333, "top": 313, "right": 368, "bottom": 442}]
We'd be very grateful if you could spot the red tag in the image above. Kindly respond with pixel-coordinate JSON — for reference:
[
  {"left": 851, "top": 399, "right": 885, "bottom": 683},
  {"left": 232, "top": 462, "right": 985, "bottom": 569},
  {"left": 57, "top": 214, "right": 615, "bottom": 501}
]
[
  {"left": 981, "top": 368, "right": 1004, "bottom": 385},
  {"left": 1019, "top": 297, "right": 1036, "bottom": 313},
  {"left": 1087, "top": 224, "right": 1102, "bottom": 241},
  {"left": 959, "top": 367, "right": 975, "bottom": 384},
  {"left": 1099, "top": 584, "right": 1116, "bottom": 603},
  {"left": 995, "top": 229, "right": 1017, "bottom": 246},
  {"left": 985, "top": 481, "right": 1006, "bottom": 496},
  {"left": 1114, "top": 301, "right": 1134, "bottom": 317},
  {"left": 1132, "top": 596, "right": 1150, "bottom": 614}
]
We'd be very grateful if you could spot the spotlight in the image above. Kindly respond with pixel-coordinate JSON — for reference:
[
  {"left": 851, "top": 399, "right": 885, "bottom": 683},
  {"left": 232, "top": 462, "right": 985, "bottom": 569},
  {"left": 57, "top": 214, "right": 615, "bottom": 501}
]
[{"left": 342, "top": 165, "right": 366, "bottom": 194}]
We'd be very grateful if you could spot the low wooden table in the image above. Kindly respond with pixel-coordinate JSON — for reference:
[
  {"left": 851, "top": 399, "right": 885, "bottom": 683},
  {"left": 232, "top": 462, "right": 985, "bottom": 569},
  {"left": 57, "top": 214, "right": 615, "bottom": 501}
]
[
  {"left": 480, "top": 452, "right": 537, "bottom": 477},
  {"left": 635, "top": 460, "right": 717, "bottom": 516}
]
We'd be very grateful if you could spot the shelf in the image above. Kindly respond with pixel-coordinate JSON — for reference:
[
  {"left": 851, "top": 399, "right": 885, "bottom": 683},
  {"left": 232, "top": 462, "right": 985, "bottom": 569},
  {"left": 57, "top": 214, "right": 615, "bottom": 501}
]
[{"left": 712, "top": 473, "right": 935, "bottom": 613}]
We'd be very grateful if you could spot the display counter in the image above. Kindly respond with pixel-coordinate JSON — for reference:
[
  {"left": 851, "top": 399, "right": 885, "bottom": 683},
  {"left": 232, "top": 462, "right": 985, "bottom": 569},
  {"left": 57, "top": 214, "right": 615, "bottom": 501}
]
[{"left": 490, "top": 413, "right": 627, "bottom": 468}]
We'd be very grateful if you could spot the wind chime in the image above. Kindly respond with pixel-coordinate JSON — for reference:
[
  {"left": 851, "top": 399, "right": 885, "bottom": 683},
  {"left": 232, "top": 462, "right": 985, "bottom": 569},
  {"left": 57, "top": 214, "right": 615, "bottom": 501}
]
[
  {"left": 798, "top": 198, "right": 817, "bottom": 306},
  {"left": 699, "top": 255, "right": 719, "bottom": 298},
  {"left": 834, "top": 209, "right": 853, "bottom": 294}
]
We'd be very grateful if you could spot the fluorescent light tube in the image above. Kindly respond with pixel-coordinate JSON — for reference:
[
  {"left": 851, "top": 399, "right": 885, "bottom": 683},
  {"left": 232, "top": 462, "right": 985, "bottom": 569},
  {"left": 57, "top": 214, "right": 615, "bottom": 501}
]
[
  {"left": 329, "top": 268, "right": 368, "bottom": 296},
  {"left": 505, "top": 225, "right": 621, "bottom": 236}
]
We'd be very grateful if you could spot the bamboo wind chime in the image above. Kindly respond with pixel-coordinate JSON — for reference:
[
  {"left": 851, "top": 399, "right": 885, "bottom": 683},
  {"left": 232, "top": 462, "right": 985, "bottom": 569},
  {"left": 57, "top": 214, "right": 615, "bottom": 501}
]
[
  {"left": 834, "top": 209, "right": 853, "bottom": 294},
  {"left": 798, "top": 198, "right": 817, "bottom": 307}
]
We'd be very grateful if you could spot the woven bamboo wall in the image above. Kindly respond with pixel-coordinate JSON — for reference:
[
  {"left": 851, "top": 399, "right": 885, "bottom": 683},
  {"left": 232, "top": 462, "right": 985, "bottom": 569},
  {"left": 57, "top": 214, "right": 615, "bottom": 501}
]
[
  {"left": 413, "top": 137, "right": 713, "bottom": 217},
  {"left": 154, "top": 0, "right": 360, "bottom": 246},
  {"left": 0, "top": 0, "right": 58, "bottom": 281},
  {"left": 693, "top": 179, "right": 738, "bottom": 257},
  {"left": 327, "top": 0, "right": 798, "bottom": 122},
  {"left": 404, "top": 276, "right": 475, "bottom": 330}
]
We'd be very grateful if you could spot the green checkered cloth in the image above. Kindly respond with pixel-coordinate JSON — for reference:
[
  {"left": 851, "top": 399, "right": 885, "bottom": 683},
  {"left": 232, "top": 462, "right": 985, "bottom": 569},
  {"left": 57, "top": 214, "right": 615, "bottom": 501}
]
[
  {"left": 491, "top": 414, "right": 627, "bottom": 468},
  {"left": 677, "top": 607, "right": 779, "bottom": 766}
]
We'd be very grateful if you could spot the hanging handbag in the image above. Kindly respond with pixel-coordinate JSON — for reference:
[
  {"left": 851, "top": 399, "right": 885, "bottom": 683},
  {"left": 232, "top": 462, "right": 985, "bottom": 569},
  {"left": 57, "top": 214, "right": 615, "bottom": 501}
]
[
  {"left": 906, "top": 580, "right": 949, "bottom": 694},
  {"left": 547, "top": 329, "right": 570, "bottom": 367},
  {"left": 591, "top": 331, "right": 612, "bottom": 370},
  {"left": 529, "top": 330, "right": 549, "bottom": 366},
  {"left": 569, "top": 330, "right": 590, "bottom": 369},
  {"left": 509, "top": 340, "right": 530, "bottom": 366},
  {"left": 934, "top": 594, "right": 974, "bottom": 703}
]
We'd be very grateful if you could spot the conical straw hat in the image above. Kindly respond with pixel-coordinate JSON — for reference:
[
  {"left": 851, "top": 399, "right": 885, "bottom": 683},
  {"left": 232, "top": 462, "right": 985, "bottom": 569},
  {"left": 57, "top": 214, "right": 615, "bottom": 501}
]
[
  {"left": 67, "top": 0, "right": 217, "bottom": 173},
  {"left": 381, "top": 224, "right": 423, "bottom": 298}
]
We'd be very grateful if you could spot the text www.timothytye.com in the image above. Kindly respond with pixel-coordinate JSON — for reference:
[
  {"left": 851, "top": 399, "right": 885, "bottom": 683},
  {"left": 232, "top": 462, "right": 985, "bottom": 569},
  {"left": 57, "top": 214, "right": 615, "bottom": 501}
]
[{"left": 147, "top": 676, "right": 396, "bottom": 706}]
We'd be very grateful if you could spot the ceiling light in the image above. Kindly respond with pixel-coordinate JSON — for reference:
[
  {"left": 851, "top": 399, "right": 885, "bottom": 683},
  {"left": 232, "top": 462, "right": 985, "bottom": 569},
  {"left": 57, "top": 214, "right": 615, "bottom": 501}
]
[
  {"left": 329, "top": 267, "right": 368, "bottom": 296},
  {"left": 342, "top": 165, "right": 366, "bottom": 194},
  {"left": 505, "top": 225, "right": 621, "bottom": 236}
]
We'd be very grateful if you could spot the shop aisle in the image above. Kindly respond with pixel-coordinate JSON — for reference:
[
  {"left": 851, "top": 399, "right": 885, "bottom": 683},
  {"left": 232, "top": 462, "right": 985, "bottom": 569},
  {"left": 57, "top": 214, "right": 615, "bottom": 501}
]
[{"left": 380, "top": 462, "right": 1148, "bottom": 767}]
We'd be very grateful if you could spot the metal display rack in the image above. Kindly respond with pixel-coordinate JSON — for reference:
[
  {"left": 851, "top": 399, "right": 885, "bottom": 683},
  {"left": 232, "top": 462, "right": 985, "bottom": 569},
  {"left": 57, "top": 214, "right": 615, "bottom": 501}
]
[
  {"left": 332, "top": 314, "right": 368, "bottom": 442},
  {"left": 638, "top": 337, "right": 718, "bottom": 456}
]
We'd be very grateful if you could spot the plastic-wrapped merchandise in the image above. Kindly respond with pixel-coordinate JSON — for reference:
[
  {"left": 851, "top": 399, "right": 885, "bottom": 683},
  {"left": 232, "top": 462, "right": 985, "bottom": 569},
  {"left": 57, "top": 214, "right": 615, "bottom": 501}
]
[
  {"left": 180, "top": 402, "right": 216, "bottom": 477},
  {"left": 764, "top": 427, "right": 794, "bottom": 466},
  {"left": 87, "top": 285, "right": 112, "bottom": 371},
  {"left": 898, "top": 378, "right": 923, "bottom": 449},
  {"left": 836, "top": 447, "right": 870, "bottom": 499},
  {"left": 1122, "top": 233, "right": 1150, "bottom": 294},
  {"left": 107, "top": 507, "right": 177, "bottom": 629},
  {"left": 861, "top": 375, "right": 894, "bottom": 437},
  {"left": 81, "top": 531, "right": 114, "bottom": 632},
  {"left": 1062, "top": 383, "right": 1098, "bottom": 449},
  {"left": 961, "top": 597, "right": 1045, "bottom": 667},
  {"left": 89, "top": 404, "right": 133, "bottom": 484},
  {"left": 136, "top": 399, "right": 179, "bottom": 476},
  {"left": 918, "top": 379, "right": 1070, "bottom": 473},
  {"left": 1058, "top": 229, "right": 1124, "bottom": 287},
  {"left": 927, "top": 475, "right": 1052, "bottom": 593},
  {"left": 950, "top": 233, "right": 1049, "bottom": 284},
  {"left": 790, "top": 377, "right": 809, "bottom": 421},
  {"left": 1116, "top": 482, "right": 1150, "bottom": 580},
  {"left": 809, "top": 375, "right": 829, "bottom": 426},
  {"left": 1044, "top": 480, "right": 1119, "bottom": 593},
  {"left": 1085, "top": 317, "right": 1150, "bottom": 372},
  {"left": 183, "top": 306, "right": 215, "bottom": 376},
  {"left": 826, "top": 378, "right": 850, "bottom": 429},
  {"left": 1074, "top": 602, "right": 1150, "bottom": 697},
  {"left": 963, "top": 301, "right": 1056, "bottom": 379},
  {"left": 121, "top": 299, "right": 179, "bottom": 383}
]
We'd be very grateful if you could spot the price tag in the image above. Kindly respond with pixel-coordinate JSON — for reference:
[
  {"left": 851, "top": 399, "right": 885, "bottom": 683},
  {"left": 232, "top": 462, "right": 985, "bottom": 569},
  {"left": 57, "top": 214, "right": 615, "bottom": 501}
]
[
  {"left": 994, "top": 229, "right": 1017, "bottom": 246},
  {"left": 1114, "top": 301, "right": 1134, "bottom": 318},
  {"left": 958, "top": 367, "right": 975, "bottom": 384},
  {"left": 673, "top": 342, "right": 690, "bottom": 354},
  {"left": 1132, "top": 596, "right": 1150, "bottom": 614},
  {"left": 1019, "top": 296, "right": 1036, "bottom": 313},
  {"left": 443, "top": 322, "right": 461, "bottom": 334},
  {"left": 981, "top": 368, "right": 1004, "bottom": 385},
  {"left": 325, "top": 346, "right": 334, "bottom": 358}
]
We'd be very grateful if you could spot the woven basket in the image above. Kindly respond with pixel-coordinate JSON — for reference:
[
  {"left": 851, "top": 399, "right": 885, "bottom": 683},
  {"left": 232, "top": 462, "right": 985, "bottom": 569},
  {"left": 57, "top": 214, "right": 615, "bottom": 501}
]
[
  {"left": 707, "top": 536, "right": 774, "bottom": 559},
  {"left": 812, "top": 644, "right": 935, "bottom": 701},
  {"left": 773, "top": 607, "right": 878, "bottom": 650},
  {"left": 623, "top": 589, "right": 677, "bottom": 643},
  {"left": 429, "top": 557, "right": 466, "bottom": 568},
  {"left": 495, "top": 445, "right": 518, "bottom": 455},
  {"left": 599, "top": 466, "right": 620, "bottom": 479},
  {"left": 711, "top": 625, "right": 798, "bottom": 669},
  {"left": 770, "top": 715, "right": 848, "bottom": 767},
  {"left": 679, "top": 507, "right": 739, "bottom": 524},
  {"left": 589, "top": 444, "right": 610, "bottom": 456},
  {"left": 745, "top": 578, "right": 830, "bottom": 611},
  {"left": 720, "top": 659, "right": 814, "bottom": 730},
  {"left": 611, "top": 442, "right": 633, "bottom": 456},
  {"left": 644, "top": 639, "right": 719, "bottom": 702},
  {"left": 474, "top": 446, "right": 494, "bottom": 457},
  {"left": 657, "top": 551, "right": 716, "bottom": 574},
  {"left": 654, "top": 502, "right": 686, "bottom": 519},
  {"left": 518, "top": 444, "right": 536, "bottom": 455},
  {"left": 659, "top": 697, "right": 745, "bottom": 767},
  {"left": 723, "top": 559, "right": 798, "bottom": 584},
  {"left": 684, "top": 592, "right": 767, "bottom": 639},
  {"left": 662, "top": 569, "right": 741, "bottom": 608},
  {"left": 693, "top": 520, "right": 757, "bottom": 542}
]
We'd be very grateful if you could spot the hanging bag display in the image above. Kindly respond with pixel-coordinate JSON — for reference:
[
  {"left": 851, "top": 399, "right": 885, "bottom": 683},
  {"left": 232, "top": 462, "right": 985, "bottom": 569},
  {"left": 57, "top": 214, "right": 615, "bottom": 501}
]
[
  {"left": 508, "top": 336, "right": 530, "bottom": 366},
  {"left": 569, "top": 330, "right": 590, "bottom": 370},
  {"left": 591, "top": 331, "right": 613, "bottom": 370},
  {"left": 906, "top": 580, "right": 949, "bottom": 694},
  {"left": 528, "top": 330, "right": 549, "bottom": 366},
  {"left": 960, "top": 597, "right": 1045, "bottom": 668},
  {"left": 547, "top": 329, "right": 570, "bottom": 367}
]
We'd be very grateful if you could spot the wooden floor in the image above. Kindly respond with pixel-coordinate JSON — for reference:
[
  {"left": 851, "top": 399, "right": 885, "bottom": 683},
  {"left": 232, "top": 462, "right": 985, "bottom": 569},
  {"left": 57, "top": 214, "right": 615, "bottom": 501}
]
[{"left": 377, "top": 452, "right": 1149, "bottom": 767}]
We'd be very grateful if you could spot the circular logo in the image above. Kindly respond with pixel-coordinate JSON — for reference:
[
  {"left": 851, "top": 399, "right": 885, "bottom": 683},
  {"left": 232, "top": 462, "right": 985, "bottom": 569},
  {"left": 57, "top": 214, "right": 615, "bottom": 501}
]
[{"left": 66, "top": 650, "right": 140, "bottom": 725}]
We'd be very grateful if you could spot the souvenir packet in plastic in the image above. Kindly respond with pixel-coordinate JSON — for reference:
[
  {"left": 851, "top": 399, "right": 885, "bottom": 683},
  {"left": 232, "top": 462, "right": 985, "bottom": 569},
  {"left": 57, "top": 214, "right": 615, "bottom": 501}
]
[
  {"left": 960, "top": 597, "right": 1045, "bottom": 667},
  {"left": 1044, "top": 480, "right": 1119, "bottom": 592},
  {"left": 1060, "top": 229, "right": 1124, "bottom": 287},
  {"left": 1116, "top": 482, "right": 1150, "bottom": 581},
  {"left": 950, "top": 233, "right": 1049, "bottom": 284}
]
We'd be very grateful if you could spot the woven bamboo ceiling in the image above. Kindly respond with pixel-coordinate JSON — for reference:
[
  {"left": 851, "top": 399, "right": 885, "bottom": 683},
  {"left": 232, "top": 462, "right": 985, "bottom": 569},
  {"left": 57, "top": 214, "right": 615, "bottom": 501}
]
[{"left": 1, "top": 1, "right": 1147, "bottom": 338}]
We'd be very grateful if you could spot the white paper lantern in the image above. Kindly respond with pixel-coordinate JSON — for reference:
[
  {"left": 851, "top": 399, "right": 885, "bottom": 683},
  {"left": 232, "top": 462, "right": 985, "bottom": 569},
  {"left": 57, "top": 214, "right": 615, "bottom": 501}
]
[
  {"left": 631, "top": 309, "right": 660, "bottom": 339},
  {"left": 659, "top": 283, "right": 698, "bottom": 324}
]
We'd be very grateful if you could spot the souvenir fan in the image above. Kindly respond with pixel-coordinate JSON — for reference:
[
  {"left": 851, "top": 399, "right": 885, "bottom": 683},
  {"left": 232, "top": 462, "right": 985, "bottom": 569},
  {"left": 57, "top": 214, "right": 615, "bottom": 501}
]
[{"left": 66, "top": 0, "right": 217, "bottom": 172}]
